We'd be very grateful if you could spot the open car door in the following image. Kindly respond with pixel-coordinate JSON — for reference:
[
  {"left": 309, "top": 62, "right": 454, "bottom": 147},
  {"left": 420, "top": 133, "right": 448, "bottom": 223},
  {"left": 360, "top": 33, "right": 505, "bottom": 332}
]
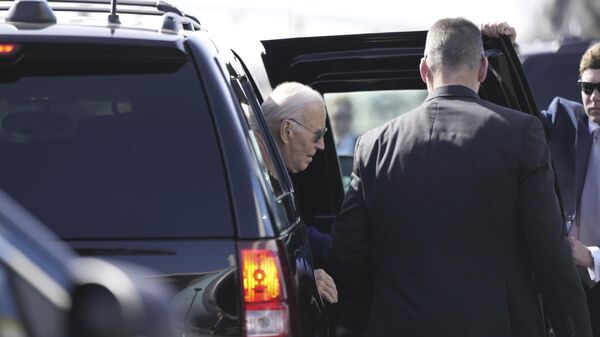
[{"left": 261, "top": 31, "right": 538, "bottom": 233}]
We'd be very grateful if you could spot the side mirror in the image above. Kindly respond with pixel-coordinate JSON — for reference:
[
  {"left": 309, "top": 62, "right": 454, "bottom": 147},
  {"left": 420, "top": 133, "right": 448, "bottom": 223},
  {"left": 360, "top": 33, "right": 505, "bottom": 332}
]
[{"left": 68, "top": 258, "right": 174, "bottom": 337}]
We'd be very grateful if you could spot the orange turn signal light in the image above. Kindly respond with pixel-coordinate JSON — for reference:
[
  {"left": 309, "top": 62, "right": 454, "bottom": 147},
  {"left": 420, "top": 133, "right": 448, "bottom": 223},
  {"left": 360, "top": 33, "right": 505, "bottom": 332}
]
[
  {"left": 241, "top": 249, "right": 282, "bottom": 303},
  {"left": 0, "top": 44, "right": 19, "bottom": 56}
]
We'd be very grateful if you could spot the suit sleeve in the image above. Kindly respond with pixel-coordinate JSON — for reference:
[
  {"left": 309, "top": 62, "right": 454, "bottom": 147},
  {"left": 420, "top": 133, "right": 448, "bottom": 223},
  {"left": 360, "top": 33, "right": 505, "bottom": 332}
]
[
  {"left": 540, "top": 97, "right": 580, "bottom": 141},
  {"left": 331, "top": 136, "right": 372, "bottom": 273},
  {"left": 306, "top": 225, "right": 332, "bottom": 268},
  {"left": 518, "top": 117, "right": 592, "bottom": 337}
]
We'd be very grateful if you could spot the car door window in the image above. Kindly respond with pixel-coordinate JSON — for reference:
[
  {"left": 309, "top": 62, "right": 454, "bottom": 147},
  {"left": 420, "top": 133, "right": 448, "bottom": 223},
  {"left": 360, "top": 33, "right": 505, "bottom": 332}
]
[
  {"left": 325, "top": 89, "right": 428, "bottom": 190},
  {"left": 230, "top": 76, "right": 301, "bottom": 231}
]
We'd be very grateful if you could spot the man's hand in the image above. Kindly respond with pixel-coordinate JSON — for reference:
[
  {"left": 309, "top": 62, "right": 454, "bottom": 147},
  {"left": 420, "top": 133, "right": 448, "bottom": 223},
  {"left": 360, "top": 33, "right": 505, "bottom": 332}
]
[
  {"left": 314, "top": 268, "right": 338, "bottom": 303},
  {"left": 569, "top": 236, "right": 594, "bottom": 268},
  {"left": 480, "top": 21, "right": 517, "bottom": 44}
]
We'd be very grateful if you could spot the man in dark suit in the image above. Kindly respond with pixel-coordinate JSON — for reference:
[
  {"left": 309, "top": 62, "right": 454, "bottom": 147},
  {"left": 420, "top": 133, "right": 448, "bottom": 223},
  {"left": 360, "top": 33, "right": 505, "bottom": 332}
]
[
  {"left": 540, "top": 43, "right": 600, "bottom": 336},
  {"left": 331, "top": 17, "right": 592, "bottom": 337}
]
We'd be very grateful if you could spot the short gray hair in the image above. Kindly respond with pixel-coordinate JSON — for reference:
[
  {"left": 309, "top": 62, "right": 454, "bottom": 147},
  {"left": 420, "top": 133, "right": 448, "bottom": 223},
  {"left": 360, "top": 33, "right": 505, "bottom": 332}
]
[
  {"left": 260, "top": 82, "right": 324, "bottom": 136},
  {"left": 424, "top": 17, "right": 484, "bottom": 74}
]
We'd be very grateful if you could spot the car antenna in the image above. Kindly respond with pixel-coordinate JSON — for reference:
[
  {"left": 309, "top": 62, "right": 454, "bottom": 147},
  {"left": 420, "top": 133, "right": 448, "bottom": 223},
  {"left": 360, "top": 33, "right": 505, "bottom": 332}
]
[{"left": 108, "top": 0, "right": 120, "bottom": 24}]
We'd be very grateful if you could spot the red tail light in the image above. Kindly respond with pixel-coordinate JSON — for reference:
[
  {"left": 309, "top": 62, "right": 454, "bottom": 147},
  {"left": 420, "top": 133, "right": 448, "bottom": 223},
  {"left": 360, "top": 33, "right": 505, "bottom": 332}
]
[
  {"left": 239, "top": 240, "right": 290, "bottom": 337},
  {"left": 0, "top": 44, "right": 19, "bottom": 56},
  {"left": 241, "top": 249, "right": 281, "bottom": 302}
]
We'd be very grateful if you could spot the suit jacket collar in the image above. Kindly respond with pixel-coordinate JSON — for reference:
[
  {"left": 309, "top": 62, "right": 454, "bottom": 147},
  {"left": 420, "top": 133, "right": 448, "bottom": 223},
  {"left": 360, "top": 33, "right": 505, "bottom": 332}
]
[{"left": 425, "top": 85, "right": 479, "bottom": 102}]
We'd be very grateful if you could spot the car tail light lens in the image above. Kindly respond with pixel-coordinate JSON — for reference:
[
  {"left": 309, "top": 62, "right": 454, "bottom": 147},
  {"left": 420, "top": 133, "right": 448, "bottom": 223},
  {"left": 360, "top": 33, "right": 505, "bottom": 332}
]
[
  {"left": 242, "top": 249, "right": 281, "bottom": 302},
  {"left": 0, "top": 44, "right": 19, "bottom": 56},
  {"left": 239, "top": 240, "right": 290, "bottom": 337}
]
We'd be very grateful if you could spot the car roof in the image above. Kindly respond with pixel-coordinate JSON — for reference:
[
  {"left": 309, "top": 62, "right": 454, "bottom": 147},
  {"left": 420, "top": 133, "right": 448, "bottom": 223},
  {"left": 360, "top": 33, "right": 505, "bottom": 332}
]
[
  {"left": 0, "top": 21, "right": 186, "bottom": 41},
  {"left": 0, "top": 0, "right": 202, "bottom": 42}
]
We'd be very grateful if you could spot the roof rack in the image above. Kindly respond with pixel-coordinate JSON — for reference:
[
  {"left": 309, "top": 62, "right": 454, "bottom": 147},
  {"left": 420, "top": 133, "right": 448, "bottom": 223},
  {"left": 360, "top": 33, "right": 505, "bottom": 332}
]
[{"left": 0, "top": 0, "right": 201, "bottom": 31}]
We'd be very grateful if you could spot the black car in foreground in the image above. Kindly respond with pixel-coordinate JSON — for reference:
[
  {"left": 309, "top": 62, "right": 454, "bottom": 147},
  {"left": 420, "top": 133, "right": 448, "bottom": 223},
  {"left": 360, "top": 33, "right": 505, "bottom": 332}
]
[
  {"left": 0, "top": 1, "right": 538, "bottom": 337},
  {"left": 0, "top": 187, "right": 174, "bottom": 337}
]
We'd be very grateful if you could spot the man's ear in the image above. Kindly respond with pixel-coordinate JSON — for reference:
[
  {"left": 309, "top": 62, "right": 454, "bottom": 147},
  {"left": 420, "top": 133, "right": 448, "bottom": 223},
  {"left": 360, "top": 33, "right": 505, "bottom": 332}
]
[
  {"left": 419, "top": 58, "right": 429, "bottom": 84},
  {"left": 280, "top": 119, "right": 292, "bottom": 145},
  {"left": 478, "top": 57, "right": 488, "bottom": 83}
]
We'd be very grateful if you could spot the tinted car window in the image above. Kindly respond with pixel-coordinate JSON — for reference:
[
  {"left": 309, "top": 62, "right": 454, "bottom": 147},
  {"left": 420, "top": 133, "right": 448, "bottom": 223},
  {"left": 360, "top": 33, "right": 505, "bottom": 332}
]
[
  {"left": 0, "top": 59, "right": 233, "bottom": 238},
  {"left": 231, "top": 76, "right": 302, "bottom": 231},
  {"left": 325, "top": 89, "right": 428, "bottom": 191},
  {"left": 237, "top": 95, "right": 285, "bottom": 197}
]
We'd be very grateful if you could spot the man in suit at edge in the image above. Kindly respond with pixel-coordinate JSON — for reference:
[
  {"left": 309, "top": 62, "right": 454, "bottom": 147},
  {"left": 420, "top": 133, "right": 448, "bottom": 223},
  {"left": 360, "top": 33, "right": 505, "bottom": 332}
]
[
  {"left": 483, "top": 23, "right": 600, "bottom": 336},
  {"left": 331, "top": 17, "right": 592, "bottom": 337},
  {"left": 539, "top": 43, "right": 600, "bottom": 335}
]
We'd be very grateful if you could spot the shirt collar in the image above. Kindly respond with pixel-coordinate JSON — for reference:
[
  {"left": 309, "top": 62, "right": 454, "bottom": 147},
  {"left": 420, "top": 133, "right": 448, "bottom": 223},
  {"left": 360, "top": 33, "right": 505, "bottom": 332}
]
[{"left": 425, "top": 85, "right": 479, "bottom": 102}]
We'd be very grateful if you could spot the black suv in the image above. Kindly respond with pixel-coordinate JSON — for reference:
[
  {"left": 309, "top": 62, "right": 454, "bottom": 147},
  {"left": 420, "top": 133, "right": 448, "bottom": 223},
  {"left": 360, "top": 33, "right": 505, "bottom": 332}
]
[
  {"left": 521, "top": 38, "right": 596, "bottom": 110},
  {"left": 0, "top": 1, "right": 327, "bottom": 337},
  {"left": 0, "top": 1, "right": 537, "bottom": 337}
]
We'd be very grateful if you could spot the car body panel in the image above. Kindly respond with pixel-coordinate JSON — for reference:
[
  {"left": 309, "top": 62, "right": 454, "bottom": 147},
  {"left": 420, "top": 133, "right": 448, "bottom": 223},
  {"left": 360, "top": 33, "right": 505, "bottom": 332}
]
[
  {"left": 67, "top": 240, "right": 237, "bottom": 274},
  {"left": 68, "top": 238, "right": 241, "bottom": 336},
  {"left": 0, "top": 21, "right": 185, "bottom": 44},
  {"left": 186, "top": 33, "right": 278, "bottom": 240}
]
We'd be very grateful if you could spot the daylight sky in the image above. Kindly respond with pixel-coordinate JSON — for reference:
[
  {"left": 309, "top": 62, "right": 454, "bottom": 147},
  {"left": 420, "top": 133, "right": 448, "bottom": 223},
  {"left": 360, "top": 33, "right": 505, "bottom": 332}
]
[{"left": 176, "top": 0, "right": 547, "bottom": 44}]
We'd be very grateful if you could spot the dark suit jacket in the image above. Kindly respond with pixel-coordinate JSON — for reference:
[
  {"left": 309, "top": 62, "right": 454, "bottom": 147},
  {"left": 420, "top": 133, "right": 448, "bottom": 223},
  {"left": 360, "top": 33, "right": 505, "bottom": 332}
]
[
  {"left": 306, "top": 225, "right": 332, "bottom": 268},
  {"left": 541, "top": 97, "right": 600, "bottom": 336},
  {"left": 332, "top": 86, "right": 591, "bottom": 337},
  {"left": 541, "top": 97, "right": 592, "bottom": 232}
]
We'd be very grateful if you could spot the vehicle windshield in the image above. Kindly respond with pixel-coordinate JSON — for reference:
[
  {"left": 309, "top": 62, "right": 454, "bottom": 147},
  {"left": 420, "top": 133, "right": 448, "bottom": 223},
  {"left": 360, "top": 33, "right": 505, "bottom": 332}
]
[{"left": 0, "top": 59, "right": 233, "bottom": 239}]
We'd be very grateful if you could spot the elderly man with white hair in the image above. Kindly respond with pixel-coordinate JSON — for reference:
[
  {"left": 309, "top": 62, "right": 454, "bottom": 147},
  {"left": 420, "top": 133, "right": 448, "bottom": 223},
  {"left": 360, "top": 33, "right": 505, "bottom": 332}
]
[{"left": 260, "top": 81, "right": 338, "bottom": 304}]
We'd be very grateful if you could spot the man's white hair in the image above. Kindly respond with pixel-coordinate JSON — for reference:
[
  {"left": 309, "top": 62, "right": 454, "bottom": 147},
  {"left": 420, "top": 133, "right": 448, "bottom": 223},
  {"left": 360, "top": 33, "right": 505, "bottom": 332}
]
[{"left": 260, "top": 82, "right": 324, "bottom": 137}]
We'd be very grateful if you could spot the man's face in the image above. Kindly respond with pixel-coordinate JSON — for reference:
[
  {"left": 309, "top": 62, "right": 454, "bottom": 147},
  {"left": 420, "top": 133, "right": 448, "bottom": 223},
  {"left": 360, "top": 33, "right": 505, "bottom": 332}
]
[
  {"left": 282, "top": 102, "right": 326, "bottom": 173},
  {"left": 581, "top": 68, "right": 600, "bottom": 124}
]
